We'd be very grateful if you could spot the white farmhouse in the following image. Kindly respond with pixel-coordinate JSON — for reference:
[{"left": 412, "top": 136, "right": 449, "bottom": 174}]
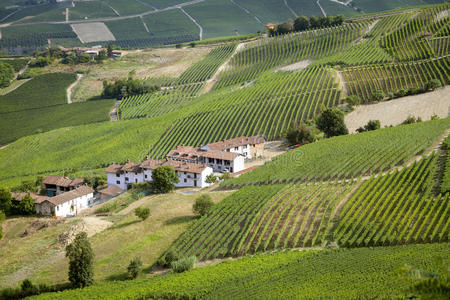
[
  {"left": 201, "top": 136, "right": 265, "bottom": 159},
  {"left": 106, "top": 159, "right": 214, "bottom": 190},
  {"left": 167, "top": 146, "right": 245, "bottom": 173},
  {"left": 34, "top": 185, "right": 94, "bottom": 217}
]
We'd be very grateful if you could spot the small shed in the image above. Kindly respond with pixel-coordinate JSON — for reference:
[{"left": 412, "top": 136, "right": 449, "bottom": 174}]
[{"left": 98, "top": 185, "right": 124, "bottom": 201}]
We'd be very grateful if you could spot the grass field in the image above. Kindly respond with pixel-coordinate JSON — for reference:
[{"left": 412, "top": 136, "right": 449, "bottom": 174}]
[{"left": 32, "top": 243, "right": 450, "bottom": 299}]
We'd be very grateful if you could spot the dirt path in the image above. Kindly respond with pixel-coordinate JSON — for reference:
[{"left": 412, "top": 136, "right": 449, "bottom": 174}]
[
  {"left": 345, "top": 86, "right": 450, "bottom": 133},
  {"left": 202, "top": 42, "right": 245, "bottom": 94},
  {"left": 275, "top": 60, "right": 312, "bottom": 72},
  {"left": 284, "top": 0, "right": 298, "bottom": 18},
  {"left": 110, "top": 100, "right": 120, "bottom": 121},
  {"left": 316, "top": 0, "right": 327, "bottom": 17},
  {"left": 66, "top": 74, "right": 83, "bottom": 104},
  {"left": 334, "top": 69, "right": 347, "bottom": 98},
  {"left": 230, "top": 0, "right": 263, "bottom": 24},
  {"left": 179, "top": 7, "right": 203, "bottom": 40},
  {"left": 0, "top": 78, "right": 31, "bottom": 96},
  {"left": 0, "top": 143, "right": 10, "bottom": 150}
]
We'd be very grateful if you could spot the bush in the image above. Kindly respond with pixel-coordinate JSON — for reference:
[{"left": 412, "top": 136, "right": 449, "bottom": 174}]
[
  {"left": 127, "top": 257, "right": 142, "bottom": 279},
  {"left": 356, "top": 120, "right": 380, "bottom": 133},
  {"left": 345, "top": 95, "right": 361, "bottom": 107},
  {"left": 193, "top": 194, "right": 214, "bottom": 216},
  {"left": 372, "top": 90, "right": 385, "bottom": 101},
  {"left": 425, "top": 79, "right": 442, "bottom": 91},
  {"left": 283, "top": 122, "right": 315, "bottom": 146},
  {"left": 157, "top": 249, "right": 180, "bottom": 268},
  {"left": 394, "top": 89, "right": 407, "bottom": 98},
  {"left": 17, "top": 71, "right": 33, "bottom": 80},
  {"left": 30, "top": 56, "right": 51, "bottom": 68},
  {"left": 0, "top": 62, "right": 14, "bottom": 88},
  {"left": 221, "top": 172, "right": 231, "bottom": 181},
  {"left": 402, "top": 116, "right": 422, "bottom": 125},
  {"left": 134, "top": 207, "right": 150, "bottom": 221},
  {"left": 171, "top": 256, "right": 197, "bottom": 273},
  {"left": 205, "top": 174, "right": 217, "bottom": 184}
]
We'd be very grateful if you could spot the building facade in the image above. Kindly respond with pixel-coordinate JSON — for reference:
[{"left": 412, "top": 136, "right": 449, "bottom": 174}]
[
  {"left": 201, "top": 136, "right": 265, "bottom": 159},
  {"left": 42, "top": 176, "right": 84, "bottom": 197}
]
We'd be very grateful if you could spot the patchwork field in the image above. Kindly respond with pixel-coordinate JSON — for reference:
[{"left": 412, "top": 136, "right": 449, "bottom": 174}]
[{"left": 71, "top": 23, "right": 116, "bottom": 43}]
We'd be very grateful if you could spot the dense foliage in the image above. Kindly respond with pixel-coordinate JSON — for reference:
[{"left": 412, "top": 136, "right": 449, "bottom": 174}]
[
  {"left": 151, "top": 166, "right": 178, "bottom": 194},
  {"left": 102, "top": 78, "right": 160, "bottom": 100},
  {"left": 66, "top": 232, "right": 94, "bottom": 288},
  {"left": 0, "top": 63, "right": 14, "bottom": 88}
]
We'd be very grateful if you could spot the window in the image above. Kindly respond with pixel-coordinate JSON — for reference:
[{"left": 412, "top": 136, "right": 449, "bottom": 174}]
[
  {"left": 243, "top": 145, "right": 247, "bottom": 149},
  {"left": 135, "top": 179, "right": 138, "bottom": 183},
  {"left": 135, "top": 172, "right": 138, "bottom": 175},
  {"left": 56, "top": 206, "right": 59, "bottom": 211},
  {"left": 116, "top": 173, "right": 120, "bottom": 177},
  {"left": 116, "top": 180, "right": 120, "bottom": 184},
  {"left": 234, "top": 147, "right": 238, "bottom": 150},
  {"left": 184, "top": 178, "right": 187, "bottom": 183},
  {"left": 145, "top": 174, "right": 148, "bottom": 179},
  {"left": 194, "top": 173, "right": 197, "bottom": 179},
  {"left": 125, "top": 177, "right": 129, "bottom": 182},
  {"left": 184, "top": 172, "right": 187, "bottom": 175}
]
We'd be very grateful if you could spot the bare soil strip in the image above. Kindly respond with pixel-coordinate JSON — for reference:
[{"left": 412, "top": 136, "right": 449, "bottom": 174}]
[{"left": 66, "top": 74, "right": 83, "bottom": 104}]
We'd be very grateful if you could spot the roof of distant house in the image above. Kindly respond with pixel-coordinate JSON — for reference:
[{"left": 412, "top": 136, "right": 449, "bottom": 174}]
[
  {"left": 205, "top": 136, "right": 265, "bottom": 151},
  {"left": 105, "top": 163, "right": 123, "bottom": 174},
  {"left": 121, "top": 160, "right": 142, "bottom": 173},
  {"left": 45, "top": 185, "right": 94, "bottom": 206},
  {"left": 140, "top": 159, "right": 210, "bottom": 174},
  {"left": 167, "top": 146, "right": 239, "bottom": 161},
  {"left": 42, "top": 176, "right": 84, "bottom": 187},
  {"left": 98, "top": 185, "right": 124, "bottom": 197}
]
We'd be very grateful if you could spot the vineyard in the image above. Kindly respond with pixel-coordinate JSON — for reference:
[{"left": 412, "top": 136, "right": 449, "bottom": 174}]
[
  {"left": 223, "top": 119, "right": 450, "bottom": 188},
  {"left": 32, "top": 243, "right": 450, "bottom": 299}
]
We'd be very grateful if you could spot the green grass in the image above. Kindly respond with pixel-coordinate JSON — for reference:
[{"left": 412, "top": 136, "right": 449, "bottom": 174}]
[
  {"left": 142, "top": 9, "right": 199, "bottom": 39},
  {"left": 32, "top": 243, "right": 450, "bottom": 299},
  {"left": 103, "top": 0, "right": 151, "bottom": 16},
  {"left": 69, "top": 1, "right": 118, "bottom": 20},
  {"left": 0, "top": 99, "right": 114, "bottom": 145},
  {"left": 0, "top": 73, "right": 76, "bottom": 113},
  {"left": 0, "top": 58, "right": 28, "bottom": 72}
]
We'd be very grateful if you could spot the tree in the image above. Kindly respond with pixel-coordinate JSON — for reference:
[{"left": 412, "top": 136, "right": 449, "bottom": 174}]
[
  {"left": 0, "top": 188, "right": 12, "bottom": 215},
  {"left": 220, "top": 172, "right": 231, "bottom": 181},
  {"left": 283, "top": 122, "right": 315, "bottom": 146},
  {"left": 277, "top": 21, "right": 293, "bottom": 34},
  {"left": 356, "top": 120, "right": 380, "bottom": 133},
  {"left": 127, "top": 257, "right": 142, "bottom": 279},
  {"left": 66, "top": 232, "right": 94, "bottom": 288},
  {"left": 294, "top": 16, "right": 310, "bottom": 31},
  {"left": 193, "top": 194, "right": 214, "bottom": 216},
  {"left": 134, "top": 207, "right": 150, "bottom": 221},
  {"left": 171, "top": 256, "right": 197, "bottom": 273},
  {"left": 205, "top": 174, "right": 217, "bottom": 184},
  {"left": 331, "top": 15, "right": 345, "bottom": 26},
  {"left": 95, "top": 50, "right": 107, "bottom": 63},
  {"left": 426, "top": 79, "right": 442, "bottom": 91},
  {"left": 157, "top": 249, "right": 180, "bottom": 268},
  {"left": 18, "top": 194, "right": 35, "bottom": 215},
  {"left": 107, "top": 44, "right": 113, "bottom": 58},
  {"left": 152, "top": 166, "right": 178, "bottom": 193},
  {"left": 309, "top": 16, "right": 320, "bottom": 28},
  {"left": 316, "top": 108, "right": 348, "bottom": 138},
  {"left": 0, "top": 63, "right": 14, "bottom": 88}
]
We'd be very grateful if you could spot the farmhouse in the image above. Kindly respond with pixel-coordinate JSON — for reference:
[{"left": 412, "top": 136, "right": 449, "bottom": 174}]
[
  {"left": 42, "top": 175, "right": 85, "bottom": 197},
  {"left": 34, "top": 185, "right": 94, "bottom": 217},
  {"left": 106, "top": 159, "right": 213, "bottom": 190},
  {"left": 201, "top": 136, "right": 265, "bottom": 159}
]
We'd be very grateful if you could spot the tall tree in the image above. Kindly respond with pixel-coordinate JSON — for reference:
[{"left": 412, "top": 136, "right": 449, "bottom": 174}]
[
  {"left": 294, "top": 16, "right": 310, "bottom": 31},
  {"left": 151, "top": 166, "right": 179, "bottom": 194},
  {"left": 316, "top": 108, "right": 349, "bottom": 138},
  {"left": 0, "top": 188, "right": 12, "bottom": 215},
  {"left": 66, "top": 232, "right": 94, "bottom": 288},
  {"left": 18, "top": 194, "right": 35, "bottom": 215}
]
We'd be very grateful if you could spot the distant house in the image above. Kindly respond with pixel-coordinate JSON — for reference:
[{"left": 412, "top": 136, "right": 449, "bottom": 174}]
[
  {"left": 98, "top": 185, "right": 124, "bottom": 201},
  {"left": 201, "top": 136, "right": 265, "bottom": 159},
  {"left": 265, "top": 23, "right": 276, "bottom": 34},
  {"left": 112, "top": 50, "right": 128, "bottom": 58},
  {"left": 106, "top": 159, "right": 213, "bottom": 190},
  {"left": 42, "top": 176, "right": 84, "bottom": 197},
  {"left": 34, "top": 185, "right": 94, "bottom": 217}
]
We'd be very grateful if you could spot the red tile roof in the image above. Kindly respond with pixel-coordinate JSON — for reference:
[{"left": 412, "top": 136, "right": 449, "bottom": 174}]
[
  {"left": 140, "top": 159, "right": 210, "bottom": 174},
  {"left": 167, "top": 146, "right": 239, "bottom": 161},
  {"left": 42, "top": 176, "right": 84, "bottom": 187},
  {"left": 45, "top": 185, "right": 94, "bottom": 206},
  {"left": 98, "top": 185, "right": 124, "bottom": 197},
  {"left": 206, "top": 136, "right": 265, "bottom": 151},
  {"left": 105, "top": 164, "right": 123, "bottom": 173}
]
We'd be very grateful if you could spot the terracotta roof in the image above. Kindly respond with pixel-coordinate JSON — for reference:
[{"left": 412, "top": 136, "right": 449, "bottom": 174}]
[
  {"left": 42, "top": 176, "right": 84, "bottom": 187},
  {"left": 206, "top": 136, "right": 265, "bottom": 151},
  {"left": 121, "top": 161, "right": 141, "bottom": 173},
  {"left": 141, "top": 159, "right": 210, "bottom": 174},
  {"left": 46, "top": 185, "right": 94, "bottom": 206},
  {"left": 99, "top": 185, "right": 124, "bottom": 197},
  {"left": 105, "top": 163, "right": 123, "bottom": 173},
  {"left": 167, "top": 146, "right": 239, "bottom": 161}
]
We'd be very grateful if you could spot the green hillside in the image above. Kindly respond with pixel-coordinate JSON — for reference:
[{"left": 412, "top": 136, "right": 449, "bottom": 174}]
[{"left": 32, "top": 243, "right": 450, "bottom": 299}]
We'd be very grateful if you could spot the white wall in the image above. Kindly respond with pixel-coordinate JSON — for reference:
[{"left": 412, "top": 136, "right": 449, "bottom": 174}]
[
  {"left": 107, "top": 173, "right": 127, "bottom": 190},
  {"left": 54, "top": 193, "right": 93, "bottom": 217},
  {"left": 228, "top": 144, "right": 252, "bottom": 159}
]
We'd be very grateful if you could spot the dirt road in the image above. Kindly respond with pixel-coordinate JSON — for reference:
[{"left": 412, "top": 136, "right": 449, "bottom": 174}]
[{"left": 345, "top": 86, "right": 450, "bottom": 133}]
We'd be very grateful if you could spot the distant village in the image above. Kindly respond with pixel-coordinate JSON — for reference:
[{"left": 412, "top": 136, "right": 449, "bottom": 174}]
[{"left": 13, "top": 136, "right": 265, "bottom": 218}]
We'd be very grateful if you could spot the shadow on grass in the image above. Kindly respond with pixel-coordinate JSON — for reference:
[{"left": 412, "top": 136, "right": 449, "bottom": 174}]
[
  {"left": 164, "top": 215, "right": 197, "bottom": 226},
  {"left": 106, "top": 272, "right": 129, "bottom": 282},
  {"left": 108, "top": 219, "right": 141, "bottom": 230}
]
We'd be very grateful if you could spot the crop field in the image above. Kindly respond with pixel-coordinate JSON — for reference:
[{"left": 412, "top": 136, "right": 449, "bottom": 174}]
[
  {"left": 68, "top": 1, "right": 118, "bottom": 20},
  {"left": 0, "top": 73, "right": 76, "bottom": 113},
  {"left": 142, "top": 9, "right": 200, "bottom": 40},
  {"left": 170, "top": 183, "right": 353, "bottom": 260},
  {"left": 71, "top": 23, "right": 116, "bottom": 43},
  {"left": 342, "top": 58, "right": 450, "bottom": 102},
  {"left": 230, "top": 0, "right": 295, "bottom": 25},
  {"left": 33, "top": 244, "right": 450, "bottom": 299},
  {"left": 223, "top": 119, "right": 450, "bottom": 188}
]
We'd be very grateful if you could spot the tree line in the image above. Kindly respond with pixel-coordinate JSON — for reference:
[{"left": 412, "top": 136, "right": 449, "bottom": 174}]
[{"left": 268, "top": 15, "right": 345, "bottom": 36}]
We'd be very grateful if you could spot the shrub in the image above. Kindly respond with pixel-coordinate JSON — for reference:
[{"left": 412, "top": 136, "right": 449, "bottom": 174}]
[
  {"left": 356, "top": 120, "right": 381, "bottom": 133},
  {"left": 157, "top": 249, "right": 180, "bottom": 268},
  {"left": 0, "top": 62, "right": 14, "bottom": 88},
  {"left": 372, "top": 90, "right": 385, "bottom": 101},
  {"left": 205, "top": 174, "right": 217, "bottom": 184},
  {"left": 134, "top": 207, "right": 150, "bottom": 221},
  {"left": 193, "top": 194, "right": 214, "bottom": 216},
  {"left": 283, "top": 121, "right": 316, "bottom": 146},
  {"left": 345, "top": 95, "right": 361, "bottom": 107},
  {"left": 394, "top": 89, "right": 407, "bottom": 98},
  {"left": 17, "top": 71, "right": 33, "bottom": 80},
  {"left": 221, "top": 172, "right": 231, "bottom": 181},
  {"left": 402, "top": 116, "right": 422, "bottom": 125},
  {"left": 425, "top": 79, "right": 442, "bottom": 91},
  {"left": 171, "top": 256, "right": 197, "bottom": 273},
  {"left": 127, "top": 257, "right": 143, "bottom": 279}
]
